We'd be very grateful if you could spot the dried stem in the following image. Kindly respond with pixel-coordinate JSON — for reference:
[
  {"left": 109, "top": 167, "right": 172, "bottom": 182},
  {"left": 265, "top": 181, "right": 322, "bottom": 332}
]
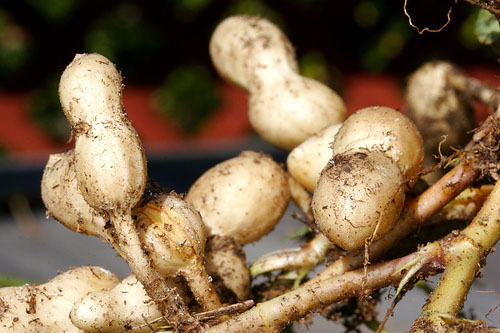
[
  {"left": 461, "top": 0, "right": 500, "bottom": 20},
  {"left": 131, "top": 300, "right": 255, "bottom": 330},
  {"left": 196, "top": 300, "right": 254, "bottom": 321}
]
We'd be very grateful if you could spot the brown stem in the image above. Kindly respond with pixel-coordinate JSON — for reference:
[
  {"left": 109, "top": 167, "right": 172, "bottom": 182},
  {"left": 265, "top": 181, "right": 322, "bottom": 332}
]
[
  {"left": 112, "top": 213, "right": 199, "bottom": 332},
  {"left": 132, "top": 300, "right": 255, "bottom": 331},
  {"left": 460, "top": 0, "right": 500, "bottom": 18},
  {"left": 196, "top": 300, "right": 254, "bottom": 321}
]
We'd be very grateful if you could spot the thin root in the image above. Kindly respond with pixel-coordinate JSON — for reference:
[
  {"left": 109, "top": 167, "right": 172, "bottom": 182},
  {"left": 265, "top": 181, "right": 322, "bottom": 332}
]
[{"left": 404, "top": 0, "right": 452, "bottom": 34}]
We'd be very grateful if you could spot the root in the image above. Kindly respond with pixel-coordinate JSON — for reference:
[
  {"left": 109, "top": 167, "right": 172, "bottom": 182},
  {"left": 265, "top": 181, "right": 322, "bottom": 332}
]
[{"left": 404, "top": 0, "right": 452, "bottom": 34}]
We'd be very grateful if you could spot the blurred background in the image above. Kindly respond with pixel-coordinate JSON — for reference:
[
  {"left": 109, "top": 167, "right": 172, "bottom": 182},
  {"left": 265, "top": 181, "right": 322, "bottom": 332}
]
[{"left": 0, "top": 0, "right": 500, "bottom": 331}]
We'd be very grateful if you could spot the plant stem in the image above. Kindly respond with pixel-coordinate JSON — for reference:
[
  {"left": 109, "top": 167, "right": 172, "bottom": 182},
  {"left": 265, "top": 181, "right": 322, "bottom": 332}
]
[
  {"left": 413, "top": 178, "right": 500, "bottom": 331},
  {"left": 287, "top": 174, "right": 315, "bottom": 223},
  {"left": 207, "top": 243, "right": 443, "bottom": 333},
  {"left": 183, "top": 265, "right": 223, "bottom": 312},
  {"left": 112, "top": 213, "right": 199, "bottom": 331},
  {"left": 250, "top": 233, "right": 331, "bottom": 276}
]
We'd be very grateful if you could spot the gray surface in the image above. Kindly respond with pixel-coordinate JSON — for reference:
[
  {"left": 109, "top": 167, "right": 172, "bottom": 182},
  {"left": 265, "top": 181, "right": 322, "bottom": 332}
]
[{"left": 1, "top": 205, "right": 499, "bottom": 331}]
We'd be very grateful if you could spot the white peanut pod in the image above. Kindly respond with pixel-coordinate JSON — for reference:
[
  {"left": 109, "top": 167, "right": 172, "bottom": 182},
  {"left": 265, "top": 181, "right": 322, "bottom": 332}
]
[
  {"left": 70, "top": 275, "right": 189, "bottom": 333},
  {"left": 186, "top": 151, "right": 290, "bottom": 245},
  {"left": 210, "top": 15, "right": 346, "bottom": 150},
  {"left": 59, "top": 53, "right": 146, "bottom": 214},
  {"left": 312, "top": 151, "right": 405, "bottom": 250},
  {"left": 313, "top": 107, "right": 423, "bottom": 250},
  {"left": 59, "top": 53, "right": 124, "bottom": 125},
  {"left": 287, "top": 123, "right": 343, "bottom": 192},
  {"left": 332, "top": 106, "right": 424, "bottom": 181},
  {"left": 0, "top": 266, "right": 119, "bottom": 332},
  {"left": 41, "top": 150, "right": 106, "bottom": 238},
  {"left": 248, "top": 74, "right": 345, "bottom": 150},
  {"left": 405, "top": 61, "right": 474, "bottom": 156},
  {"left": 209, "top": 15, "right": 298, "bottom": 90}
]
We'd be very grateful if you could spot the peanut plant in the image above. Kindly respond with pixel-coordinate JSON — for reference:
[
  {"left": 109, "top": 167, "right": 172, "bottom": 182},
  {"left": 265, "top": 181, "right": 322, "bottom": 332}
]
[{"left": 1, "top": 6, "right": 500, "bottom": 333}]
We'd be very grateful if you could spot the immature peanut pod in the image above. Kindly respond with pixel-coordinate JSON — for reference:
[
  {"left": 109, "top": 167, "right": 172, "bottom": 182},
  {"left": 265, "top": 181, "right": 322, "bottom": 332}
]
[
  {"left": 138, "top": 193, "right": 206, "bottom": 277},
  {"left": 41, "top": 150, "right": 106, "bottom": 238},
  {"left": 0, "top": 266, "right": 119, "bottom": 332},
  {"left": 313, "top": 107, "right": 424, "bottom": 250},
  {"left": 137, "top": 192, "right": 222, "bottom": 311},
  {"left": 186, "top": 151, "right": 290, "bottom": 245},
  {"left": 210, "top": 15, "right": 345, "bottom": 150},
  {"left": 59, "top": 53, "right": 146, "bottom": 214}
]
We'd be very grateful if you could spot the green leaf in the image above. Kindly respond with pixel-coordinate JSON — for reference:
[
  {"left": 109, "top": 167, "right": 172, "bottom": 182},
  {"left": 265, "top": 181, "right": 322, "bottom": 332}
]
[{"left": 475, "top": 9, "right": 500, "bottom": 45}]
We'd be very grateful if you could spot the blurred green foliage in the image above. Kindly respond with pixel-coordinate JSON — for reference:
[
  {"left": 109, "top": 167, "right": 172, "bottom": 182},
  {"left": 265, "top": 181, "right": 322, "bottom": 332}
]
[
  {"left": 84, "top": 2, "right": 163, "bottom": 82},
  {"left": 361, "top": 18, "right": 413, "bottom": 72},
  {"left": 170, "top": 0, "right": 213, "bottom": 20},
  {"left": 0, "top": 9, "right": 31, "bottom": 82},
  {"left": 155, "top": 64, "right": 220, "bottom": 133},
  {"left": 29, "top": 78, "right": 70, "bottom": 142},
  {"left": 225, "top": 0, "right": 285, "bottom": 29},
  {"left": 475, "top": 9, "right": 500, "bottom": 45},
  {"left": 0, "top": 0, "right": 498, "bottom": 141},
  {"left": 299, "top": 50, "right": 339, "bottom": 89},
  {"left": 25, "top": 0, "right": 78, "bottom": 23}
]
